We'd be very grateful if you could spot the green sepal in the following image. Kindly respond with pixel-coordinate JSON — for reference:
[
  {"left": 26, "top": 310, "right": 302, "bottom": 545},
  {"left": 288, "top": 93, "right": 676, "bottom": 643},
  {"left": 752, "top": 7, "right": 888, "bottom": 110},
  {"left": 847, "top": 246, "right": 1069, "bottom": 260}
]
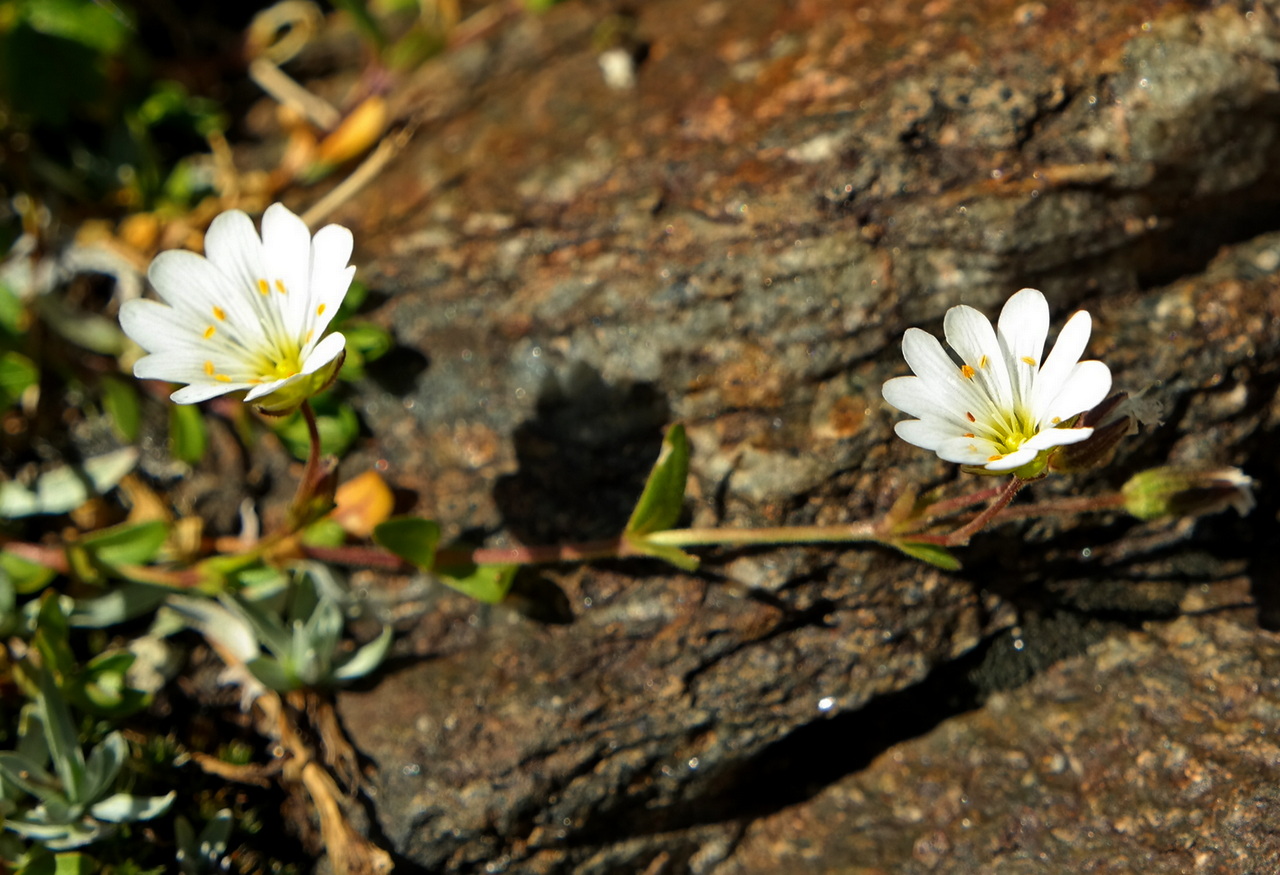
[
  {"left": 435, "top": 561, "right": 518, "bottom": 604},
  {"left": 891, "top": 540, "right": 962, "bottom": 571},
  {"left": 373, "top": 517, "right": 440, "bottom": 570}
]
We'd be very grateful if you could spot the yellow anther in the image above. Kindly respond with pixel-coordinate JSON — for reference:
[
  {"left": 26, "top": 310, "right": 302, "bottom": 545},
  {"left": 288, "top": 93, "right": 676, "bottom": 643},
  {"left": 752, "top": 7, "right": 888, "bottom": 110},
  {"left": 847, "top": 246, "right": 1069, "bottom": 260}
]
[
  {"left": 316, "top": 303, "right": 326, "bottom": 316},
  {"left": 988, "top": 454, "right": 1002, "bottom": 462},
  {"left": 204, "top": 361, "right": 215, "bottom": 376},
  {"left": 978, "top": 355, "right": 989, "bottom": 368},
  {"left": 965, "top": 411, "right": 976, "bottom": 423},
  {"left": 212, "top": 306, "right": 226, "bottom": 321},
  {"left": 257, "top": 279, "right": 270, "bottom": 295},
  {"left": 960, "top": 364, "right": 975, "bottom": 379},
  {"left": 1021, "top": 356, "right": 1036, "bottom": 366},
  {"left": 275, "top": 279, "right": 287, "bottom": 295},
  {"left": 304, "top": 330, "right": 314, "bottom": 344},
  {"left": 204, "top": 326, "right": 216, "bottom": 339}
]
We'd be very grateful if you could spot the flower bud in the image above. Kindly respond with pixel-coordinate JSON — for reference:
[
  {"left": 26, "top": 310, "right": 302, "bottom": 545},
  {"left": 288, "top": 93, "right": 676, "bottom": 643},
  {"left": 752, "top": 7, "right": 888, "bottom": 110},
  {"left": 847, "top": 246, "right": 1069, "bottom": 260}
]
[
  {"left": 1121, "top": 466, "right": 1254, "bottom": 521},
  {"left": 1049, "top": 393, "right": 1134, "bottom": 473}
]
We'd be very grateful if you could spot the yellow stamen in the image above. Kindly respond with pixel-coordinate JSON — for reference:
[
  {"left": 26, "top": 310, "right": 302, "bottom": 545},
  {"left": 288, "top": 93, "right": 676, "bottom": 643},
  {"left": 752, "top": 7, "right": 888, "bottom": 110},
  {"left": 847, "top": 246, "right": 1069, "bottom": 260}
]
[
  {"left": 988, "top": 454, "right": 1003, "bottom": 462},
  {"left": 203, "top": 326, "right": 216, "bottom": 339},
  {"left": 257, "top": 279, "right": 270, "bottom": 295},
  {"left": 1021, "top": 356, "right": 1035, "bottom": 366},
  {"left": 275, "top": 279, "right": 287, "bottom": 295},
  {"left": 215, "top": 374, "right": 231, "bottom": 383},
  {"left": 304, "top": 329, "right": 314, "bottom": 344},
  {"left": 965, "top": 411, "right": 976, "bottom": 423},
  {"left": 963, "top": 432, "right": 975, "bottom": 438},
  {"left": 316, "top": 303, "right": 326, "bottom": 316},
  {"left": 212, "top": 306, "right": 226, "bottom": 321},
  {"left": 203, "top": 361, "right": 215, "bottom": 376},
  {"left": 960, "top": 364, "right": 975, "bottom": 379},
  {"left": 978, "top": 355, "right": 989, "bottom": 368},
  {"left": 1051, "top": 416, "right": 1061, "bottom": 424}
]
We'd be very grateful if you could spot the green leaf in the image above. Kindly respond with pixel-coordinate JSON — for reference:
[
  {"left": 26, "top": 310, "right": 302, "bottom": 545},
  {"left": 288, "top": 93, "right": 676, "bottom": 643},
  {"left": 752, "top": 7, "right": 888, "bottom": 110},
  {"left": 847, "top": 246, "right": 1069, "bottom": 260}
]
[
  {"left": 333, "top": 625, "right": 393, "bottom": 682},
  {"left": 78, "top": 520, "right": 169, "bottom": 569},
  {"left": 0, "top": 448, "right": 138, "bottom": 518},
  {"left": 436, "top": 562, "right": 518, "bottom": 604},
  {"left": 100, "top": 375, "right": 141, "bottom": 443},
  {"left": 626, "top": 539, "right": 700, "bottom": 572},
  {"left": 169, "top": 403, "right": 207, "bottom": 465},
  {"left": 892, "top": 540, "right": 962, "bottom": 571},
  {"left": 273, "top": 401, "right": 360, "bottom": 460},
  {"left": 337, "top": 323, "right": 394, "bottom": 380},
  {"left": 89, "top": 790, "right": 174, "bottom": 823},
  {"left": 34, "top": 663, "right": 87, "bottom": 804},
  {"left": 68, "top": 582, "right": 170, "bottom": 628},
  {"left": 21, "top": 0, "right": 134, "bottom": 54},
  {"left": 0, "top": 350, "right": 38, "bottom": 408},
  {"left": 624, "top": 424, "right": 689, "bottom": 537},
  {"left": 1, "top": 550, "right": 56, "bottom": 594},
  {"left": 301, "top": 517, "right": 348, "bottom": 547},
  {"left": 372, "top": 517, "right": 440, "bottom": 570}
]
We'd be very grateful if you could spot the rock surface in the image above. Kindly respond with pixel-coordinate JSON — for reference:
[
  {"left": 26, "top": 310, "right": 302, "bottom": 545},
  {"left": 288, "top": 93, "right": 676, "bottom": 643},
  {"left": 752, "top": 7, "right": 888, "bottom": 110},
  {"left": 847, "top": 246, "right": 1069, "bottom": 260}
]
[{"left": 326, "top": 0, "right": 1280, "bottom": 871}]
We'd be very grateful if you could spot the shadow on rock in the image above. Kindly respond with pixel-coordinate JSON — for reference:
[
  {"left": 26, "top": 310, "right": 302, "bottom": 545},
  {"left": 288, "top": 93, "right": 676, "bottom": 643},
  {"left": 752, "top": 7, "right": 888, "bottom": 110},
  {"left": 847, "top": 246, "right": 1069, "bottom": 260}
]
[{"left": 493, "top": 362, "right": 671, "bottom": 544}]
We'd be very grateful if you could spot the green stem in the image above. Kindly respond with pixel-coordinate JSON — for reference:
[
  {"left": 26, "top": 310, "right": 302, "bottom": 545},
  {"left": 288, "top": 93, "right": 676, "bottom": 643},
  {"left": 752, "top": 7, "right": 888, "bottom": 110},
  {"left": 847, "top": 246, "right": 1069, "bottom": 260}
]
[{"left": 646, "top": 521, "right": 880, "bottom": 548}]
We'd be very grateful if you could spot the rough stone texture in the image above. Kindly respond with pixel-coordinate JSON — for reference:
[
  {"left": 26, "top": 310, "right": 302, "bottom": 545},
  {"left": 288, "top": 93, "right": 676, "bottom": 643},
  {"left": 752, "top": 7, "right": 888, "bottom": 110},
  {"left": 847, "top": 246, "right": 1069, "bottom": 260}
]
[{"left": 324, "top": 0, "right": 1280, "bottom": 871}]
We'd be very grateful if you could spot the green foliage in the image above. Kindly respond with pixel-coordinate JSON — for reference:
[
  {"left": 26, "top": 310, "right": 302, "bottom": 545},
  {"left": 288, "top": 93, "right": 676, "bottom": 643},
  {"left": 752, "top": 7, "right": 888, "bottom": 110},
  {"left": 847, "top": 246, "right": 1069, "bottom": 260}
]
[
  {"left": 0, "top": 664, "right": 173, "bottom": 854},
  {"left": 0, "top": 449, "right": 138, "bottom": 519},
  {"left": 890, "top": 540, "right": 961, "bottom": 572},
  {"left": 165, "top": 566, "right": 393, "bottom": 692},
  {"left": 168, "top": 403, "right": 208, "bottom": 466},
  {"left": 272, "top": 396, "right": 361, "bottom": 460},
  {"left": 337, "top": 324, "right": 394, "bottom": 381},
  {"left": 66, "top": 521, "right": 169, "bottom": 585},
  {"left": 434, "top": 561, "right": 518, "bottom": 604},
  {"left": 623, "top": 424, "right": 698, "bottom": 571},
  {"left": 99, "top": 376, "right": 141, "bottom": 444},
  {"left": 372, "top": 517, "right": 440, "bottom": 570}
]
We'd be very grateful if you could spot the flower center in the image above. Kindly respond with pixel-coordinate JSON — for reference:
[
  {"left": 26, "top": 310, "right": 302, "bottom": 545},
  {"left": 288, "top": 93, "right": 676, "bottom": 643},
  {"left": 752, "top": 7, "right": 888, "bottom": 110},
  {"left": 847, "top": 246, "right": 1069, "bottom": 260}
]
[{"left": 988, "top": 407, "right": 1038, "bottom": 455}]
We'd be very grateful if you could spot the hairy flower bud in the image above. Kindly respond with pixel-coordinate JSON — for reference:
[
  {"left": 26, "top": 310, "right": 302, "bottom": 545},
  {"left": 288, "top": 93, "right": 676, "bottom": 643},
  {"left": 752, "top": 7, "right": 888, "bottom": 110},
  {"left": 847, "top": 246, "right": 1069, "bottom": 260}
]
[{"left": 1121, "top": 466, "right": 1254, "bottom": 521}]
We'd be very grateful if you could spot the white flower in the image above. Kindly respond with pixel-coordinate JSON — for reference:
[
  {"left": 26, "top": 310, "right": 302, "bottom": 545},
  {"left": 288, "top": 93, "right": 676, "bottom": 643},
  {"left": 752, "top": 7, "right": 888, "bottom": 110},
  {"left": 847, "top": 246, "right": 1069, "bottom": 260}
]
[
  {"left": 882, "top": 288, "right": 1112, "bottom": 473},
  {"left": 119, "top": 203, "right": 355, "bottom": 413}
]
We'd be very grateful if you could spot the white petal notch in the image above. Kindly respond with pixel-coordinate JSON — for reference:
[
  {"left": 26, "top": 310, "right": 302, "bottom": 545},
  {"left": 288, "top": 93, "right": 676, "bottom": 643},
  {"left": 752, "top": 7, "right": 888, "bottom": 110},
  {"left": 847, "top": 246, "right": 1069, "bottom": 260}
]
[
  {"left": 120, "top": 204, "right": 355, "bottom": 415},
  {"left": 882, "top": 288, "right": 1112, "bottom": 477}
]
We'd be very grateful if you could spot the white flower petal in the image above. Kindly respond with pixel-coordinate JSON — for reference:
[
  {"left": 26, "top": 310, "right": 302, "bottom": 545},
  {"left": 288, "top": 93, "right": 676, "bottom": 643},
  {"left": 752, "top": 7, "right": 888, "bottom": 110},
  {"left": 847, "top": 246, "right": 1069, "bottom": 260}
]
[
  {"left": 894, "top": 418, "right": 961, "bottom": 451},
  {"left": 170, "top": 382, "right": 244, "bottom": 404},
  {"left": 943, "top": 304, "right": 1013, "bottom": 410},
  {"left": 935, "top": 436, "right": 1002, "bottom": 466},
  {"left": 147, "top": 250, "right": 270, "bottom": 351},
  {"left": 1033, "top": 309, "right": 1092, "bottom": 413},
  {"left": 203, "top": 209, "right": 267, "bottom": 295},
  {"left": 882, "top": 375, "right": 973, "bottom": 431},
  {"left": 1040, "top": 360, "right": 1111, "bottom": 426},
  {"left": 1022, "top": 426, "right": 1094, "bottom": 452},
  {"left": 301, "top": 332, "right": 346, "bottom": 374},
  {"left": 899, "top": 328, "right": 995, "bottom": 421},
  {"left": 243, "top": 377, "right": 291, "bottom": 402},
  {"left": 983, "top": 446, "right": 1038, "bottom": 471},
  {"left": 308, "top": 222, "right": 356, "bottom": 341},
  {"left": 996, "top": 288, "right": 1048, "bottom": 409},
  {"left": 261, "top": 203, "right": 314, "bottom": 339},
  {"left": 119, "top": 299, "right": 205, "bottom": 352}
]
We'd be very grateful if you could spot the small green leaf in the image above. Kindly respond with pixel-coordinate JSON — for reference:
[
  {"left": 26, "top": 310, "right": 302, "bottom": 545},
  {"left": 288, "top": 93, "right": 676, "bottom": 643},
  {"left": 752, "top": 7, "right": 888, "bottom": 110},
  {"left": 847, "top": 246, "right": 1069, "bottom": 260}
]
[
  {"left": 68, "top": 582, "right": 170, "bottom": 627},
  {"left": 169, "top": 403, "right": 208, "bottom": 465},
  {"left": 333, "top": 625, "right": 393, "bottom": 682},
  {"left": 892, "top": 540, "right": 962, "bottom": 571},
  {"left": 302, "top": 517, "right": 348, "bottom": 547},
  {"left": 100, "top": 375, "right": 141, "bottom": 443},
  {"left": 373, "top": 517, "right": 440, "bottom": 570},
  {"left": 78, "top": 520, "right": 169, "bottom": 569},
  {"left": 1, "top": 550, "right": 56, "bottom": 594},
  {"left": 436, "top": 562, "right": 518, "bottom": 604},
  {"left": 626, "top": 539, "right": 700, "bottom": 572},
  {"left": 0, "top": 350, "right": 38, "bottom": 408},
  {"left": 624, "top": 424, "right": 689, "bottom": 537},
  {"left": 89, "top": 790, "right": 175, "bottom": 823}
]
